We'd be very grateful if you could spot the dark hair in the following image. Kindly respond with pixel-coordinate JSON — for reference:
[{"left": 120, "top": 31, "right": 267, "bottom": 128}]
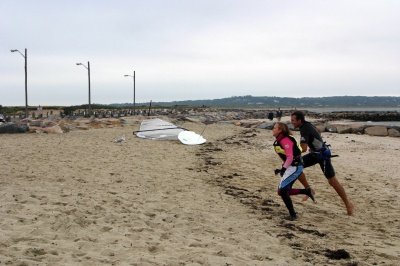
[
  {"left": 275, "top": 122, "right": 291, "bottom": 136},
  {"left": 291, "top": 110, "right": 305, "bottom": 123}
]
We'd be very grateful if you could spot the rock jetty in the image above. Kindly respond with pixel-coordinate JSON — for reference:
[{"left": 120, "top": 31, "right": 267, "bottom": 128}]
[{"left": 1, "top": 108, "right": 399, "bottom": 138}]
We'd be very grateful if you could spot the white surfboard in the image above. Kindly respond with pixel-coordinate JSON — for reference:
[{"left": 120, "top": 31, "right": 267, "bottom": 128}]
[{"left": 178, "top": 131, "right": 207, "bottom": 145}]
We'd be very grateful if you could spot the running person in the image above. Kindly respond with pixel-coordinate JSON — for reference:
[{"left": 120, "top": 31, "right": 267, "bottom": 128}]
[
  {"left": 291, "top": 111, "right": 354, "bottom": 215},
  {"left": 272, "top": 122, "right": 314, "bottom": 220}
]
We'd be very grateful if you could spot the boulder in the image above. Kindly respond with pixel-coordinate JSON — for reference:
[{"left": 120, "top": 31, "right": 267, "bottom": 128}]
[
  {"left": 182, "top": 116, "right": 204, "bottom": 123},
  {"left": 388, "top": 128, "right": 400, "bottom": 137},
  {"left": 42, "top": 120, "right": 58, "bottom": 127},
  {"left": 258, "top": 122, "right": 274, "bottom": 130},
  {"left": 41, "top": 125, "right": 63, "bottom": 134},
  {"left": 335, "top": 125, "right": 353, "bottom": 134},
  {"left": 350, "top": 125, "right": 366, "bottom": 134},
  {"left": 29, "top": 120, "right": 43, "bottom": 127},
  {"left": 0, "top": 123, "right": 29, "bottom": 134},
  {"left": 58, "top": 121, "right": 73, "bottom": 132},
  {"left": 326, "top": 125, "right": 338, "bottom": 133},
  {"left": 30, "top": 125, "right": 63, "bottom": 134},
  {"left": 237, "top": 120, "right": 263, "bottom": 128},
  {"left": 59, "top": 124, "right": 72, "bottom": 132},
  {"left": 364, "top": 126, "right": 388, "bottom": 136}
]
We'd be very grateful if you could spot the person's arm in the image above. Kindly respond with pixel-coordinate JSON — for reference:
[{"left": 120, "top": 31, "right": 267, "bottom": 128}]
[
  {"left": 281, "top": 138, "right": 294, "bottom": 169},
  {"left": 300, "top": 143, "right": 308, "bottom": 153},
  {"left": 299, "top": 127, "right": 310, "bottom": 153}
]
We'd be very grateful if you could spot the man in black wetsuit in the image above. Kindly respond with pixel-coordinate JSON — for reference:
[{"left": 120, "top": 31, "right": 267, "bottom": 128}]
[{"left": 291, "top": 111, "right": 354, "bottom": 215}]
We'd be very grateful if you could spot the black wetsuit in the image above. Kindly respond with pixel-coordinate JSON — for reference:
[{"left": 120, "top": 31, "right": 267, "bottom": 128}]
[{"left": 300, "top": 121, "right": 335, "bottom": 178}]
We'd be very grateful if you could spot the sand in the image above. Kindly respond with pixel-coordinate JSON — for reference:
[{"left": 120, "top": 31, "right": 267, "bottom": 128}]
[{"left": 0, "top": 116, "right": 399, "bottom": 265}]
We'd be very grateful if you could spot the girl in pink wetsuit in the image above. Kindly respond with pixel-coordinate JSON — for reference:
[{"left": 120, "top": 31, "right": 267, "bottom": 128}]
[{"left": 272, "top": 122, "right": 314, "bottom": 220}]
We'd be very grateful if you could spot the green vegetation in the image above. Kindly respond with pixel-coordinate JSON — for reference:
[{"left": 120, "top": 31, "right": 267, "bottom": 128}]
[
  {"left": 2, "top": 96, "right": 400, "bottom": 112},
  {"left": 152, "top": 96, "right": 400, "bottom": 108}
]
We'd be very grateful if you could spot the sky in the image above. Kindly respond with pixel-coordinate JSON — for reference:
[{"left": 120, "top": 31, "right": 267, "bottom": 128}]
[{"left": 1, "top": 0, "right": 400, "bottom": 106}]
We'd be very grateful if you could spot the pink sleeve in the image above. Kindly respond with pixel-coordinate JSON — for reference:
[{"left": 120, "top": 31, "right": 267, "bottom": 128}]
[{"left": 280, "top": 137, "right": 294, "bottom": 169}]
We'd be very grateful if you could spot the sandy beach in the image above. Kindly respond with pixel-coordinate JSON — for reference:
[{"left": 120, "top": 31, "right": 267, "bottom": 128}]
[{"left": 1, "top": 116, "right": 399, "bottom": 265}]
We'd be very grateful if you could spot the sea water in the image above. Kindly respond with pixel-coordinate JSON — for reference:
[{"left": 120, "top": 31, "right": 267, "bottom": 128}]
[{"left": 304, "top": 107, "right": 400, "bottom": 127}]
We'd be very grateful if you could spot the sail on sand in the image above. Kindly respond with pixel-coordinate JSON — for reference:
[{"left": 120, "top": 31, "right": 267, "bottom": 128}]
[
  {"left": 134, "top": 118, "right": 185, "bottom": 140},
  {"left": 134, "top": 118, "right": 206, "bottom": 145}
]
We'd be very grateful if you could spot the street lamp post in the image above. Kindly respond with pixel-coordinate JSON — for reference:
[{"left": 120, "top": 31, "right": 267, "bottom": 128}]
[
  {"left": 76, "top": 61, "right": 91, "bottom": 116},
  {"left": 124, "top": 70, "right": 135, "bottom": 115},
  {"left": 10, "top": 48, "right": 28, "bottom": 118}
]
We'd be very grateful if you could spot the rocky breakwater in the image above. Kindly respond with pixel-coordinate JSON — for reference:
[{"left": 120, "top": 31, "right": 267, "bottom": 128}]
[
  {"left": 233, "top": 119, "right": 400, "bottom": 138},
  {"left": 322, "top": 122, "right": 400, "bottom": 137},
  {"left": 167, "top": 108, "right": 400, "bottom": 138},
  {"left": 0, "top": 117, "right": 126, "bottom": 134},
  {"left": 170, "top": 108, "right": 278, "bottom": 124},
  {"left": 307, "top": 111, "right": 400, "bottom": 137},
  {"left": 316, "top": 110, "right": 400, "bottom": 122}
]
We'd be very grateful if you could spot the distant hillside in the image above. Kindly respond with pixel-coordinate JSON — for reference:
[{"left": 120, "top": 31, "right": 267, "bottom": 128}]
[{"left": 141, "top": 96, "right": 400, "bottom": 108}]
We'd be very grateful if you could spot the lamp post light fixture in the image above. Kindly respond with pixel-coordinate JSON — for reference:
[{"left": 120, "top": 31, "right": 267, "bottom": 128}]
[
  {"left": 76, "top": 61, "right": 91, "bottom": 116},
  {"left": 124, "top": 70, "right": 136, "bottom": 115},
  {"left": 10, "top": 48, "right": 28, "bottom": 118}
]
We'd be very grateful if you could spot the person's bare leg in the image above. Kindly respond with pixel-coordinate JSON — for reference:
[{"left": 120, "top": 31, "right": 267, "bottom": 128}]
[
  {"left": 328, "top": 176, "right": 354, "bottom": 215},
  {"left": 298, "top": 173, "right": 315, "bottom": 202},
  {"left": 298, "top": 172, "right": 309, "bottom": 187}
]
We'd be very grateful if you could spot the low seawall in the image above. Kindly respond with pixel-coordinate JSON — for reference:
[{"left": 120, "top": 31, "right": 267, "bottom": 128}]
[{"left": 310, "top": 111, "right": 400, "bottom": 122}]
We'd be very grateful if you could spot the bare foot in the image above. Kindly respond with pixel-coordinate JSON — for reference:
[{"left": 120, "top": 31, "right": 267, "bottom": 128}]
[
  {"left": 346, "top": 202, "right": 354, "bottom": 216},
  {"left": 302, "top": 187, "right": 316, "bottom": 202}
]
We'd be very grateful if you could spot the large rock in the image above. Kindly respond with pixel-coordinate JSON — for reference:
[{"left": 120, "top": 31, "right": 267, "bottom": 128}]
[
  {"left": 30, "top": 125, "right": 63, "bottom": 134},
  {"left": 326, "top": 125, "right": 338, "bottom": 133},
  {"left": 182, "top": 116, "right": 204, "bottom": 123},
  {"left": 42, "top": 120, "right": 58, "bottom": 127},
  {"left": 237, "top": 120, "right": 263, "bottom": 128},
  {"left": 365, "top": 126, "right": 388, "bottom": 136},
  {"left": 350, "top": 125, "right": 366, "bottom": 134},
  {"left": 29, "top": 120, "right": 43, "bottom": 127},
  {"left": 41, "top": 125, "right": 63, "bottom": 134},
  {"left": 388, "top": 128, "right": 400, "bottom": 137},
  {"left": 335, "top": 125, "right": 353, "bottom": 134},
  {"left": 325, "top": 123, "right": 366, "bottom": 134},
  {"left": 0, "top": 123, "right": 29, "bottom": 134},
  {"left": 58, "top": 121, "right": 73, "bottom": 132},
  {"left": 257, "top": 122, "right": 274, "bottom": 130}
]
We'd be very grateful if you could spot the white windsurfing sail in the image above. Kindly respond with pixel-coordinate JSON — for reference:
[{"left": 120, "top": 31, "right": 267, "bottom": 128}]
[
  {"left": 178, "top": 131, "right": 207, "bottom": 145},
  {"left": 135, "top": 118, "right": 185, "bottom": 140}
]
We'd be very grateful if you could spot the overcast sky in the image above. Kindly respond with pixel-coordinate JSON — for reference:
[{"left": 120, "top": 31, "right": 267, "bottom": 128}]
[{"left": 1, "top": 0, "right": 399, "bottom": 106}]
